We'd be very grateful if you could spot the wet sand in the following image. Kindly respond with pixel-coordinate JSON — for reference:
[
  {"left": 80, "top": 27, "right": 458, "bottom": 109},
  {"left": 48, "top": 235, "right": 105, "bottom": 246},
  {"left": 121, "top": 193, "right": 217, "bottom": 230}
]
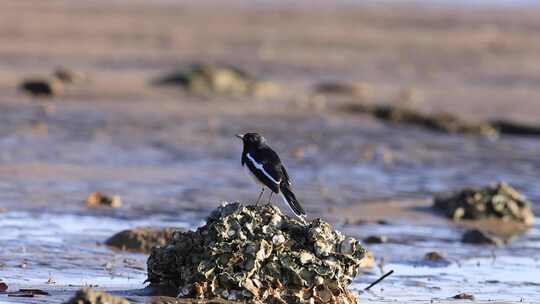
[{"left": 0, "top": 1, "right": 540, "bottom": 303}]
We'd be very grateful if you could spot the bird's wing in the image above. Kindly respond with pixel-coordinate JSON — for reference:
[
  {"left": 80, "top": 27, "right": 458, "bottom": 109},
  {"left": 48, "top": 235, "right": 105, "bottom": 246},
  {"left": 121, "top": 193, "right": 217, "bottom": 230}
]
[
  {"left": 281, "top": 165, "right": 292, "bottom": 185},
  {"left": 245, "top": 149, "right": 282, "bottom": 193}
]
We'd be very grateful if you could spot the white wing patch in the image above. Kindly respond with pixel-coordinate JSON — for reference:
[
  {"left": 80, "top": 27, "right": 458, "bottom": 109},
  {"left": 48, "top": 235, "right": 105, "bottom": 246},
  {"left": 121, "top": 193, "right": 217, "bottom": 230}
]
[{"left": 246, "top": 153, "right": 280, "bottom": 184}]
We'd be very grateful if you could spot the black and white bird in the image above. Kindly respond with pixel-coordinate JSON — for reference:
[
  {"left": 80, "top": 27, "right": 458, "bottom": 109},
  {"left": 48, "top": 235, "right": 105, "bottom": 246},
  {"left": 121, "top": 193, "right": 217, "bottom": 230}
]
[{"left": 236, "top": 133, "right": 306, "bottom": 219}]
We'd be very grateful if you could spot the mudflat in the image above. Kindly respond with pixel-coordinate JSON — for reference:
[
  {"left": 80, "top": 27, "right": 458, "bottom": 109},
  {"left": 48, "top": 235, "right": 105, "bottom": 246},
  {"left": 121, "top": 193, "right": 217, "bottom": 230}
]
[{"left": 0, "top": 1, "right": 539, "bottom": 303}]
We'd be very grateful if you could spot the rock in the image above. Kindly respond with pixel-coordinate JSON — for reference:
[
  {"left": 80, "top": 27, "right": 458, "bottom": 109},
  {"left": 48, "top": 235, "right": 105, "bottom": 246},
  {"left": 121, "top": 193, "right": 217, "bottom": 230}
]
[
  {"left": 424, "top": 251, "right": 445, "bottom": 261},
  {"left": 373, "top": 106, "right": 497, "bottom": 137},
  {"left": 106, "top": 227, "right": 181, "bottom": 253},
  {"left": 423, "top": 251, "right": 451, "bottom": 266},
  {"left": 490, "top": 119, "right": 540, "bottom": 137},
  {"left": 462, "top": 229, "right": 503, "bottom": 246},
  {"left": 19, "top": 77, "right": 63, "bottom": 97},
  {"left": 363, "top": 235, "right": 388, "bottom": 244},
  {"left": 313, "top": 82, "right": 371, "bottom": 99},
  {"left": 343, "top": 103, "right": 498, "bottom": 138},
  {"left": 452, "top": 292, "right": 475, "bottom": 300},
  {"left": 153, "top": 64, "right": 279, "bottom": 98},
  {"left": 147, "top": 202, "right": 368, "bottom": 304},
  {"left": 53, "top": 68, "right": 86, "bottom": 84},
  {"left": 434, "top": 182, "right": 534, "bottom": 225},
  {"left": 85, "top": 192, "right": 122, "bottom": 208},
  {"left": 0, "top": 282, "right": 7, "bottom": 292},
  {"left": 64, "top": 288, "right": 129, "bottom": 304}
]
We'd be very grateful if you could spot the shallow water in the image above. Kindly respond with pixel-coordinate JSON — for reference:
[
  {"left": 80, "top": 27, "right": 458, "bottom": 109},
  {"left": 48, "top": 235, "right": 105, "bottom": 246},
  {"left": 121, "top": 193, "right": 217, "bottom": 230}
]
[
  {"left": 1, "top": 103, "right": 540, "bottom": 302},
  {"left": 1, "top": 208, "right": 539, "bottom": 303}
]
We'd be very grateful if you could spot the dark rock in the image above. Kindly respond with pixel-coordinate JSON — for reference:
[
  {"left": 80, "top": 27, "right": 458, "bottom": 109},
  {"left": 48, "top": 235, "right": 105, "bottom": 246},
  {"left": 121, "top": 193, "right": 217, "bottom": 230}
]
[
  {"left": 452, "top": 292, "right": 475, "bottom": 300},
  {"left": 343, "top": 103, "right": 498, "bottom": 137},
  {"left": 462, "top": 229, "right": 503, "bottom": 246},
  {"left": 7, "top": 289, "right": 49, "bottom": 298},
  {"left": 373, "top": 106, "right": 497, "bottom": 137},
  {"left": 106, "top": 227, "right": 181, "bottom": 253},
  {"left": 0, "top": 282, "right": 7, "bottom": 292},
  {"left": 64, "top": 288, "right": 128, "bottom": 304},
  {"left": 363, "top": 235, "right": 388, "bottom": 244},
  {"left": 19, "top": 78, "right": 63, "bottom": 97},
  {"left": 490, "top": 119, "right": 540, "bottom": 136},
  {"left": 313, "top": 82, "right": 370, "bottom": 99},
  {"left": 147, "top": 202, "right": 367, "bottom": 304},
  {"left": 434, "top": 182, "right": 534, "bottom": 225}
]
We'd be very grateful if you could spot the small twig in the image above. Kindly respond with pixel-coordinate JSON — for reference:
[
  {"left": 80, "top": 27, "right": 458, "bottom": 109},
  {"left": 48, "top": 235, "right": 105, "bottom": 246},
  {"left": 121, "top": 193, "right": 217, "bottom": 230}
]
[{"left": 364, "top": 270, "right": 394, "bottom": 291}]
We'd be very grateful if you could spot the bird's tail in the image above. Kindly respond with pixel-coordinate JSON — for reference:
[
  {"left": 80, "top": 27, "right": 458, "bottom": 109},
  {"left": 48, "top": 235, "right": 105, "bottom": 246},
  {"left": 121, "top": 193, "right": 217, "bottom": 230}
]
[{"left": 279, "top": 183, "right": 306, "bottom": 218}]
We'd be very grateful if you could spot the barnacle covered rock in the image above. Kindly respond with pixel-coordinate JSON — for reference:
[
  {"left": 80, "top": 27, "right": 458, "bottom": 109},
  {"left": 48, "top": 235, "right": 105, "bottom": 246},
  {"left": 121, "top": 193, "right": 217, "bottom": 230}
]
[
  {"left": 147, "top": 202, "right": 367, "bottom": 304},
  {"left": 153, "top": 64, "right": 279, "bottom": 97},
  {"left": 433, "top": 182, "right": 534, "bottom": 225}
]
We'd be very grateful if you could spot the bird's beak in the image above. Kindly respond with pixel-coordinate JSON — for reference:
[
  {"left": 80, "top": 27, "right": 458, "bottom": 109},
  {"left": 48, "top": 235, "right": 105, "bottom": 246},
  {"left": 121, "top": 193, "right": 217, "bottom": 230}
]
[{"left": 236, "top": 134, "right": 244, "bottom": 139}]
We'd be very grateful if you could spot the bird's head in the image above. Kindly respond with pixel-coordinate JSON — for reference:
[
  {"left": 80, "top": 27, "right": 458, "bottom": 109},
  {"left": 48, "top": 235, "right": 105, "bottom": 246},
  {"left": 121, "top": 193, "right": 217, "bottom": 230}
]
[{"left": 236, "top": 132, "right": 266, "bottom": 147}]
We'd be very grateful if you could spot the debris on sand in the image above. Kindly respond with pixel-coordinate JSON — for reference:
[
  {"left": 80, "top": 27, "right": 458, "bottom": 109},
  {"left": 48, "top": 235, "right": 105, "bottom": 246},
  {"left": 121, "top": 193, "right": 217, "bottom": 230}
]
[
  {"left": 452, "top": 292, "right": 475, "bottom": 300},
  {"left": 106, "top": 227, "right": 181, "bottom": 253},
  {"left": 490, "top": 119, "right": 540, "bottom": 137},
  {"left": 153, "top": 64, "right": 280, "bottom": 98},
  {"left": 462, "top": 229, "right": 504, "bottom": 246},
  {"left": 363, "top": 235, "right": 388, "bottom": 244},
  {"left": 423, "top": 251, "right": 451, "bottom": 266},
  {"left": 65, "top": 288, "right": 129, "bottom": 304},
  {"left": 423, "top": 251, "right": 445, "bottom": 262},
  {"left": 343, "top": 103, "right": 498, "bottom": 137},
  {"left": 85, "top": 192, "right": 122, "bottom": 209},
  {"left": 147, "top": 202, "right": 367, "bottom": 304},
  {"left": 359, "top": 251, "right": 375, "bottom": 269},
  {"left": 433, "top": 182, "right": 534, "bottom": 225},
  {"left": 53, "top": 67, "right": 86, "bottom": 84},
  {"left": 19, "top": 77, "right": 64, "bottom": 97}
]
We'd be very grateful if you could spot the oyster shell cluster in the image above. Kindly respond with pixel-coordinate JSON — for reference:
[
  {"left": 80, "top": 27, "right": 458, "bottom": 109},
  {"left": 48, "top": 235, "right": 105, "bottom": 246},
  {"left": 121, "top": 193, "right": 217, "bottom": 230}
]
[
  {"left": 433, "top": 182, "right": 534, "bottom": 225},
  {"left": 147, "top": 202, "right": 367, "bottom": 304}
]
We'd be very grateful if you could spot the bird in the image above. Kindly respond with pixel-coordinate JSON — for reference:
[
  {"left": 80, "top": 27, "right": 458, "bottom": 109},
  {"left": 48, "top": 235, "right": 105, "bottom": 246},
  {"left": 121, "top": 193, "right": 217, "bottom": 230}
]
[{"left": 236, "top": 132, "right": 306, "bottom": 219}]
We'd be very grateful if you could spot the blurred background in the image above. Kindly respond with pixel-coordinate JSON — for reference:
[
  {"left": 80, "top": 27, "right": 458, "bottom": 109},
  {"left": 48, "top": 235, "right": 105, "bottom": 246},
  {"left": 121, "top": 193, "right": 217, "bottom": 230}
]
[{"left": 0, "top": 0, "right": 539, "bottom": 303}]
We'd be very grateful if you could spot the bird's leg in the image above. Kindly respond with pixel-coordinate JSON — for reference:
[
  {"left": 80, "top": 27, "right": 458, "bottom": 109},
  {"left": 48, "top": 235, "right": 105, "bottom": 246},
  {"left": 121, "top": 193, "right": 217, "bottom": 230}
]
[
  {"left": 255, "top": 188, "right": 265, "bottom": 205},
  {"left": 268, "top": 192, "right": 273, "bottom": 204}
]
